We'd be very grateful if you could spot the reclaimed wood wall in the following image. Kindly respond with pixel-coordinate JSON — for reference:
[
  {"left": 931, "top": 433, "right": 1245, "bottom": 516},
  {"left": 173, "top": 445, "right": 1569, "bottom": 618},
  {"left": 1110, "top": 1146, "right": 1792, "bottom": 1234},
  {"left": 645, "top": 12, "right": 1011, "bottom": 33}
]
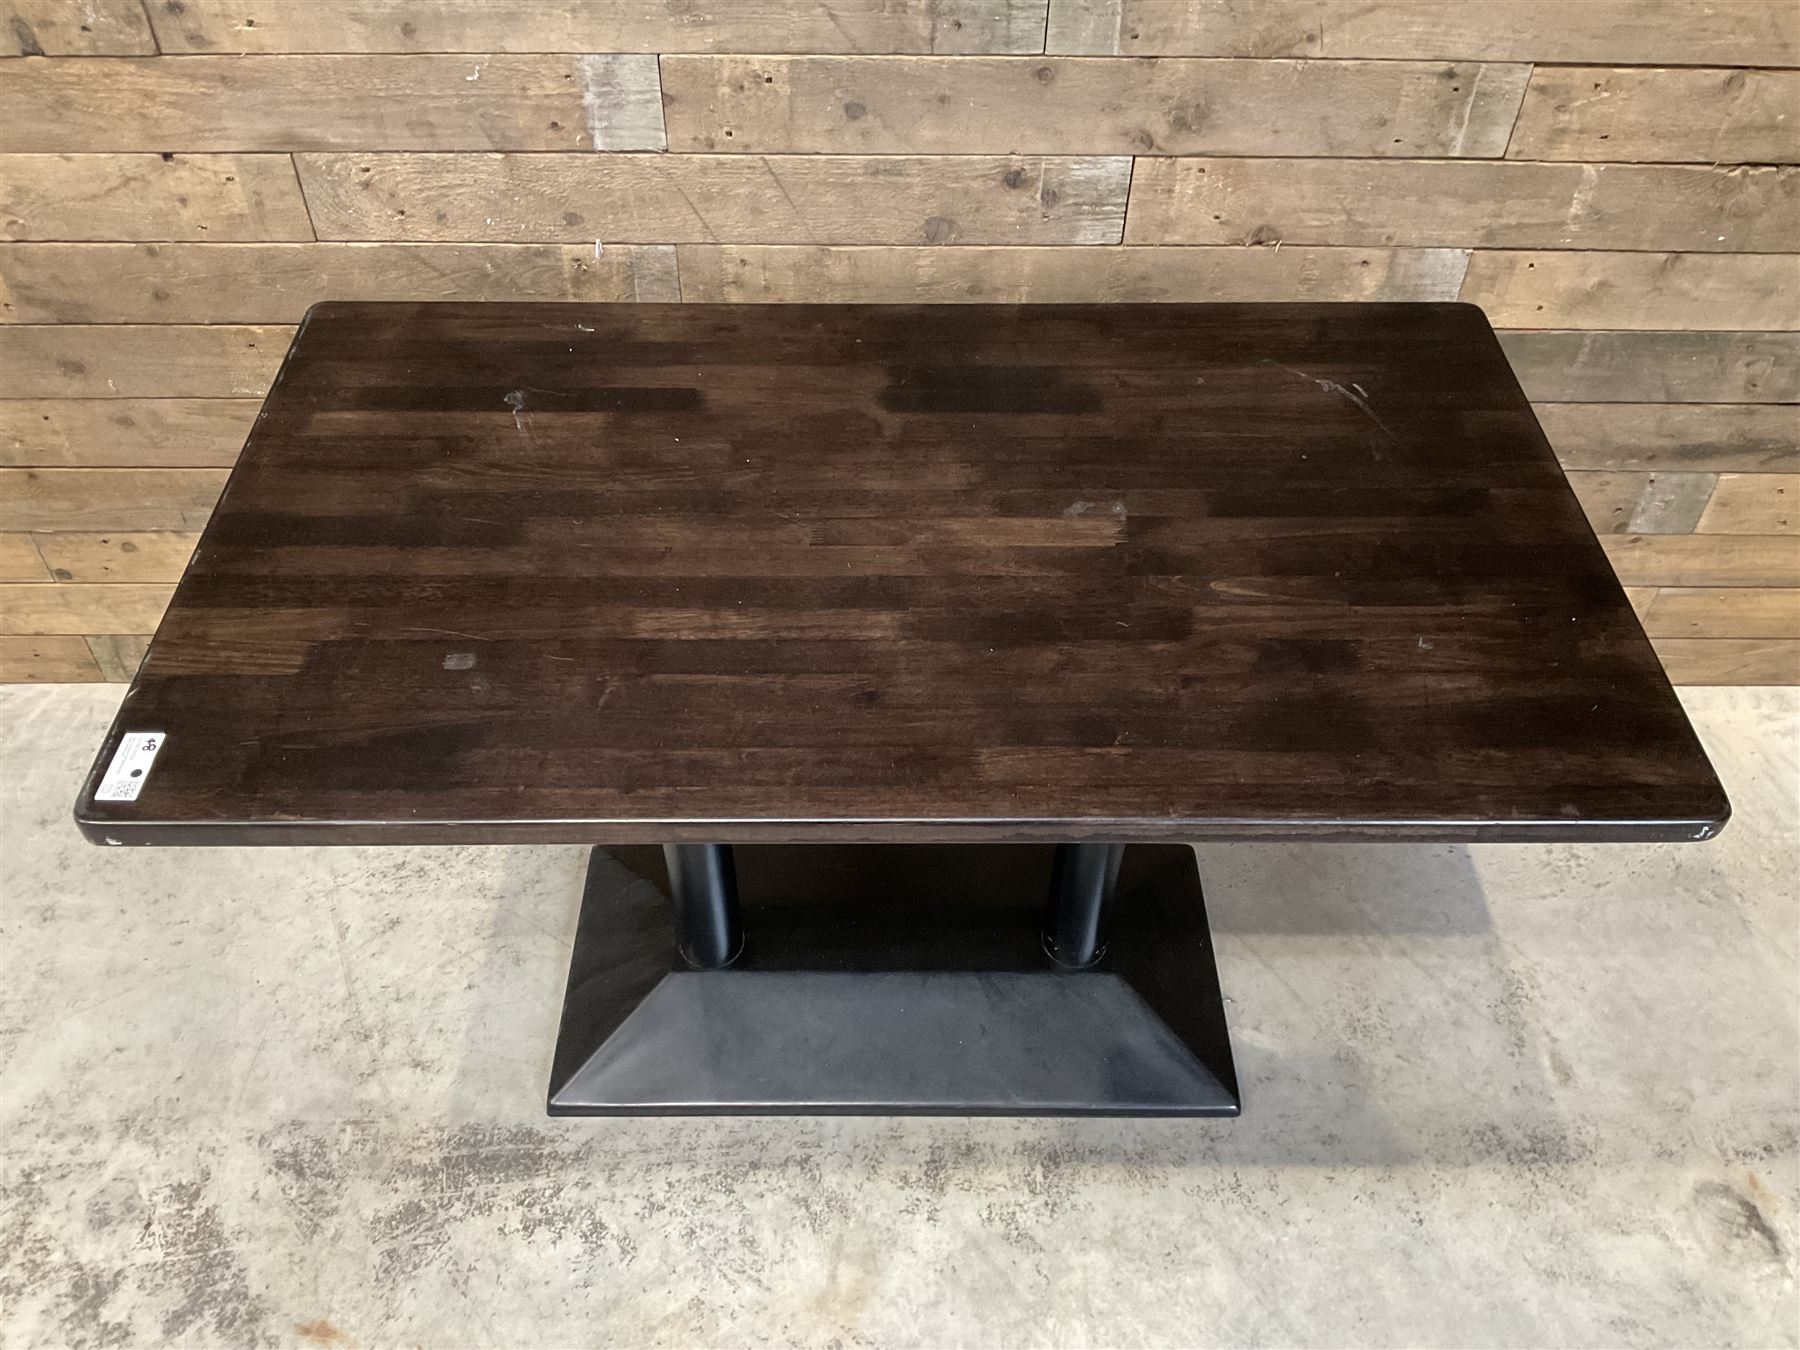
[{"left": 2, "top": 0, "right": 1796, "bottom": 684}]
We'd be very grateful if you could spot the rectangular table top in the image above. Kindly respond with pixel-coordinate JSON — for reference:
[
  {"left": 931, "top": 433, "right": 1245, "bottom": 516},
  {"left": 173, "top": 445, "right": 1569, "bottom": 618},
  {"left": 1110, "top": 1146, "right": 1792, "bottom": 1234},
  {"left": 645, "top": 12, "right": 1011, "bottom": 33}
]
[{"left": 77, "top": 302, "right": 1727, "bottom": 846}]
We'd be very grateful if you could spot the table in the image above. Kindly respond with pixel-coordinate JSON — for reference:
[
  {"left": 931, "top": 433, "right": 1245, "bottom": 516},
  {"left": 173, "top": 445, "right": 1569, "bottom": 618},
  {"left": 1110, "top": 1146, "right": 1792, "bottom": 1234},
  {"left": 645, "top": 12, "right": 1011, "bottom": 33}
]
[{"left": 76, "top": 302, "right": 1728, "bottom": 1115}]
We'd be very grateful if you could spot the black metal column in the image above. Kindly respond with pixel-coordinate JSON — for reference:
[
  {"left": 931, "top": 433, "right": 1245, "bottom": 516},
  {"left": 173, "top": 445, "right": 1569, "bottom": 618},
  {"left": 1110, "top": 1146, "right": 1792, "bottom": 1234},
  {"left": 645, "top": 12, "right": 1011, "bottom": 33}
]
[
  {"left": 1044, "top": 842, "right": 1125, "bottom": 968},
  {"left": 663, "top": 844, "right": 743, "bottom": 969}
]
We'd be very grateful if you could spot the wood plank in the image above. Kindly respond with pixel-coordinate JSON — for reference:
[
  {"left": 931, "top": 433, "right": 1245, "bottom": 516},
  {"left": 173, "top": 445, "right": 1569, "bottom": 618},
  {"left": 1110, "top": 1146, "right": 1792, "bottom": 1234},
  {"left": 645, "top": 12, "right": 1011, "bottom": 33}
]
[
  {"left": 1509, "top": 67, "right": 1800, "bottom": 165},
  {"left": 0, "top": 469, "right": 227, "bottom": 531},
  {"left": 0, "top": 583, "right": 172, "bottom": 634},
  {"left": 0, "top": 532, "right": 47, "bottom": 580},
  {"left": 661, "top": 55, "right": 1528, "bottom": 158},
  {"left": 1697, "top": 474, "right": 1800, "bottom": 536},
  {"left": 0, "top": 55, "right": 665, "bottom": 153},
  {"left": 1652, "top": 638, "right": 1800, "bottom": 685},
  {"left": 1045, "top": 0, "right": 1800, "bottom": 65},
  {"left": 0, "top": 399, "right": 259, "bottom": 467},
  {"left": 1568, "top": 475, "right": 1639, "bottom": 537},
  {"left": 1603, "top": 534, "right": 1800, "bottom": 587},
  {"left": 678, "top": 245, "right": 1468, "bottom": 303},
  {"left": 581, "top": 54, "right": 669, "bottom": 152},
  {"left": 0, "top": 635, "right": 102, "bottom": 681},
  {"left": 1642, "top": 588, "right": 1800, "bottom": 640},
  {"left": 0, "top": 326, "right": 291, "bottom": 398},
  {"left": 1463, "top": 253, "right": 1800, "bottom": 332},
  {"left": 1566, "top": 471, "right": 1717, "bottom": 535},
  {"left": 32, "top": 531, "right": 200, "bottom": 583},
  {"left": 297, "top": 154, "right": 1131, "bottom": 245},
  {"left": 1534, "top": 404, "right": 1799, "bottom": 473},
  {"left": 148, "top": 0, "right": 1048, "bottom": 54},
  {"left": 1499, "top": 332, "right": 1800, "bottom": 404},
  {"left": 2, "top": 0, "right": 155, "bottom": 55},
  {"left": 0, "top": 153, "right": 314, "bottom": 243},
  {"left": 0, "top": 244, "right": 683, "bottom": 323},
  {"left": 85, "top": 633, "right": 150, "bottom": 682},
  {"left": 1122, "top": 158, "right": 1799, "bottom": 252}
]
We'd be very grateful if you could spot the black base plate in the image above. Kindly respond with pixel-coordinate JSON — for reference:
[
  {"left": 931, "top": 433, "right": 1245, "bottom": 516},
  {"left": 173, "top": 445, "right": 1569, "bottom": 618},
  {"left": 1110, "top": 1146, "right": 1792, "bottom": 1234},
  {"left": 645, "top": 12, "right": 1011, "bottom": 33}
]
[{"left": 548, "top": 844, "right": 1239, "bottom": 1117}]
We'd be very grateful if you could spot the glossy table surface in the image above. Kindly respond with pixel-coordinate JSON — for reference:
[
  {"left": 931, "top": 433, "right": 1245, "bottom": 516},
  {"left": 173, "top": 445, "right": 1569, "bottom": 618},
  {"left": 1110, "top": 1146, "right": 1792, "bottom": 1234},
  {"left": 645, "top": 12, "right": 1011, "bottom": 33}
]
[{"left": 77, "top": 302, "right": 1727, "bottom": 845}]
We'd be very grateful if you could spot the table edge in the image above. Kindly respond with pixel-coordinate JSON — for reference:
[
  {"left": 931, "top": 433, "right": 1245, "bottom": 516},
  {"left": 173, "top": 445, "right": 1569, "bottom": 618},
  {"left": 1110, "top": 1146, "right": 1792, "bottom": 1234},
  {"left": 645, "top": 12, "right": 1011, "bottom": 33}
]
[{"left": 73, "top": 809, "right": 1730, "bottom": 849}]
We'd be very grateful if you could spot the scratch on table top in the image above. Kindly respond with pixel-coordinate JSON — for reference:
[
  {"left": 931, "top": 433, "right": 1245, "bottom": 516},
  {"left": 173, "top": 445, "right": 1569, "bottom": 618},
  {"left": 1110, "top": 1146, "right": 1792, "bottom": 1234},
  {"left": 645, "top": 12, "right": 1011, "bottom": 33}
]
[
  {"left": 1063, "top": 499, "right": 1126, "bottom": 518},
  {"left": 1263, "top": 359, "right": 1399, "bottom": 446}
]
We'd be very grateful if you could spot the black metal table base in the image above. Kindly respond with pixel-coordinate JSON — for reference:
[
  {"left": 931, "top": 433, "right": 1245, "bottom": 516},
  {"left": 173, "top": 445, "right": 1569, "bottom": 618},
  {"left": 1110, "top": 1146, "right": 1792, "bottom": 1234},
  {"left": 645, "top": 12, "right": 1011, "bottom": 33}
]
[{"left": 548, "top": 844, "right": 1239, "bottom": 1117}]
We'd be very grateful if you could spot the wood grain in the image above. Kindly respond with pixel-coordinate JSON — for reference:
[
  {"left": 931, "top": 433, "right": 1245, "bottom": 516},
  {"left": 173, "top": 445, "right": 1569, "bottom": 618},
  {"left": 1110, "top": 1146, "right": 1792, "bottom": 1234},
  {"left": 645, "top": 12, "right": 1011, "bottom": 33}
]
[
  {"left": 1462, "top": 253, "right": 1800, "bottom": 332},
  {"left": 0, "top": 154, "right": 313, "bottom": 243},
  {"left": 73, "top": 301, "right": 1725, "bottom": 845},
  {"left": 1534, "top": 404, "right": 1799, "bottom": 473},
  {"left": 677, "top": 245, "right": 1468, "bottom": 303},
  {"left": 1697, "top": 475, "right": 1799, "bottom": 536},
  {"left": 0, "top": 55, "right": 666, "bottom": 153},
  {"left": 1603, "top": 534, "right": 1800, "bottom": 588},
  {"left": 31, "top": 531, "right": 200, "bottom": 583},
  {"left": 1651, "top": 638, "right": 1800, "bottom": 685},
  {"left": 1566, "top": 471, "right": 1717, "bottom": 536},
  {"left": 1641, "top": 588, "right": 1800, "bottom": 640},
  {"left": 0, "top": 635, "right": 102, "bottom": 681},
  {"left": 0, "top": 399, "right": 259, "bottom": 466},
  {"left": 0, "top": 583, "right": 172, "bottom": 634},
  {"left": 2, "top": 0, "right": 154, "bottom": 55},
  {"left": 0, "top": 532, "right": 47, "bottom": 580},
  {"left": 297, "top": 154, "right": 1132, "bottom": 245},
  {"left": 147, "top": 0, "right": 1049, "bottom": 55},
  {"left": 0, "top": 469, "right": 227, "bottom": 531},
  {"left": 661, "top": 55, "right": 1528, "bottom": 157},
  {"left": 1122, "top": 158, "right": 1800, "bottom": 252},
  {"left": 1499, "top": 332, "right": 1800, "bottom": 404},
  {"left": 1509, "top": 67, "right": 1800, "bottom": 165},
  {"left": 0, "top": 327, "right": 292, "bottom": 398},
  {"left": 1044, "top": 0, "right": 1800, "bottom": 65},
  {"left": 28, "top": 400, "right": 1752, "bottom": 476},
  {"left": 0, "top": 244, "right": 683, "bottom": 323}
]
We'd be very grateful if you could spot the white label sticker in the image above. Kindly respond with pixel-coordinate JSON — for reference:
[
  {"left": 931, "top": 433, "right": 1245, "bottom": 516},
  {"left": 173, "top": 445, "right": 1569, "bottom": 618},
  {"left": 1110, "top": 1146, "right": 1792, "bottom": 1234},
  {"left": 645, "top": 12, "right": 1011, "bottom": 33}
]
[{"left": 96, "top": 731, "right": 165, "bottom": 802}]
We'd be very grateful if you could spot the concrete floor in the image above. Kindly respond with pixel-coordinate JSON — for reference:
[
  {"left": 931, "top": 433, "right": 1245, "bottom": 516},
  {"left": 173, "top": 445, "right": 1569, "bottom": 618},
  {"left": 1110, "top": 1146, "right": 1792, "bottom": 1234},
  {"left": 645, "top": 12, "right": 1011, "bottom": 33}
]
[{"left": 1, "top": 684, "right": 1795, "bottom": 1349}]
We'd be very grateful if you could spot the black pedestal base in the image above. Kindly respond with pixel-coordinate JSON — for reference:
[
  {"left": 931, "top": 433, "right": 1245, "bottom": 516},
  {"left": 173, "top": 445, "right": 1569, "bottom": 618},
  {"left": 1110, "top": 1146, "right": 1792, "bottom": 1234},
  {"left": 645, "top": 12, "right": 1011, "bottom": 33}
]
[{"left": 548, "top": 844, "right": 1239, "bottom": 1117}]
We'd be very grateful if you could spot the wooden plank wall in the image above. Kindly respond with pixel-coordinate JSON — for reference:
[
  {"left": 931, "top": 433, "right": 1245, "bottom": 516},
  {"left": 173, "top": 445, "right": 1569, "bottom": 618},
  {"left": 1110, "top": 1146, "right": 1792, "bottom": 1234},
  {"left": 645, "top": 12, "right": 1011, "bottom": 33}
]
[{"left": 2, "top": 0, "right": 1796, "bottom": 685}]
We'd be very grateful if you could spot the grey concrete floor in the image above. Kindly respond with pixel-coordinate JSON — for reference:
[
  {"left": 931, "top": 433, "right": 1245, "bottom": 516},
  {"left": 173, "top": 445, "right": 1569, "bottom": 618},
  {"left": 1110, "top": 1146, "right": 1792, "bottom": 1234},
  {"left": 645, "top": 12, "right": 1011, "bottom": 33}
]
[{"left": 2, "top": 684, "right": 1796, "bottom": 1349}]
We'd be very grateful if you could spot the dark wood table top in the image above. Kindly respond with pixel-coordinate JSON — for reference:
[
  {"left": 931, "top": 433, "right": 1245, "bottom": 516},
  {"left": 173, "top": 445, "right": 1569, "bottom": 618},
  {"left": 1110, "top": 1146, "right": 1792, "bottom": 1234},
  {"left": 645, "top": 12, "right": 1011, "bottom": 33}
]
[{"left": 77, "top": 302, "right": 1727, "bottom": 846}]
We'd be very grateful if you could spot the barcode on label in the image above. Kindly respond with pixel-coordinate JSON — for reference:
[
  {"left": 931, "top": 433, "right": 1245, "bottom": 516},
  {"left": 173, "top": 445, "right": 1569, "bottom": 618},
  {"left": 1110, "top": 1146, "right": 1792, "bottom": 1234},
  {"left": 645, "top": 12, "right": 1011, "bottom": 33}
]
[{"left": 96, "top": 731, "right": 165, "bottom": 803}]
